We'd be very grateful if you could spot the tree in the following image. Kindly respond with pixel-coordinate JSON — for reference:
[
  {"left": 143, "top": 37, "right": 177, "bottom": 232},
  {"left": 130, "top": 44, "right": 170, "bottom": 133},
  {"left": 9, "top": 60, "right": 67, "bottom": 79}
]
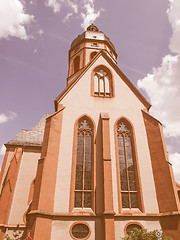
[{"left": 122, "top": 228, "right": 172, "bottom": 240}]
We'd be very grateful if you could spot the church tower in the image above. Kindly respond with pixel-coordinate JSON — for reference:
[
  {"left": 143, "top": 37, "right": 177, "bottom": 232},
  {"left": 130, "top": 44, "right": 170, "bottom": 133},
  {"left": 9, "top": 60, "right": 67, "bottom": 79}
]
[
  {"left": 67, "top": 24, "right": 117, "bottom": 80},
  {"left": 0, "top": 25, "right": 180, "bottom": 240}
]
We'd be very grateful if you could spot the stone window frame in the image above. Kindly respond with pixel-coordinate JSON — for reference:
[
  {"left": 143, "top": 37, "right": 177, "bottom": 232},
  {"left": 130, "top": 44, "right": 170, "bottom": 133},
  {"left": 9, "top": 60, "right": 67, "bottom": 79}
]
[
  {"left": 114, "top": 117, "right": 144, "bottom": 213},
  {"left": 91, "top": 65, "right": 114, "bottom": 98},
  {"left": 124, "top": 222, "right": 144, "bottom": 236},
  {"left": 69, "top": 115, "right": 96, "bottom": 213},
  {"left": 69, "top": 222, "right": 91, "bottom": 240}
]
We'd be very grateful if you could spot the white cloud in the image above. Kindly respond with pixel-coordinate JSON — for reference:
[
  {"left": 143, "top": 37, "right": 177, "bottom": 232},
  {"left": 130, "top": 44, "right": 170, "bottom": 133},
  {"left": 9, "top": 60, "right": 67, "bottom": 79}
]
[
  {"left": 168, "top": 0, "right": 180, "bottom": 54},
  {"left": 45, "top": 0, "right": 78, "bottom": 14},
  {"left": 30, "top": 0, "right": 36, "bottom": 5},
  {"left": 138, "top": 54, "right": 180, "bottom": 138},
  {"left": 0, "top": 112, "right": 17, "bottom": 124},
  {"left": 137, "top": 0, "right": 180, "bottom": 183},
  {"left": 0, "top": 145, "right": 6, "bottom": 156},
  {"left": 169, "top": 153, "right": 180, "bottom": 183},
  {"left": 81, "top": 0, "right": 103, "bottom": 30},
  {"left": 137, "top": 0, "right": 180, "bottom": 138},
  {"left": 68, "top": 0, "right": 78, "bottom": 13},
  {"left": 0, "top": 0, "right": 34, "bottom": 40},
  {"left": 63, "top": 13, "right": 73, "bottom": 23},
  {"left": 38, "top": 29, "right": 44, "bottom": 36},
  {"left": 45, "top": 0, "right": 103, "bottom": 30},
  {"left": 45, "top": 0, "right": 62, "bottom": 13},
  {"left": 33, "top": 48, "right": 38, "bottom": 54}
]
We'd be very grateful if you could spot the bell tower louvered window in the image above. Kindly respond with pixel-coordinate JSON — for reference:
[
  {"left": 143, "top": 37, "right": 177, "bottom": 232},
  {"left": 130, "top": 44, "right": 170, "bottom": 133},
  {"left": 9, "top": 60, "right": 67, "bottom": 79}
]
[
  {"left": 117, "top": 120, "right": 139, "bottom": 209},
  {"left": 74, "top": 118, "right": 93, "bottom": 208},
  {"left": 90, "top": 51, "right": 97, "bottom": 60},
  {"left": 73, "top": 56, "right": 80, "bottom": 74}
]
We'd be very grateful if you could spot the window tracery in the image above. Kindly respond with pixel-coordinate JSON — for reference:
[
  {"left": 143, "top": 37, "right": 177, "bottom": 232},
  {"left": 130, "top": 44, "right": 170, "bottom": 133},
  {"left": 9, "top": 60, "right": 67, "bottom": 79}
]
[
  {"left": 116, "top": 120, "right": 138, "bottom": 209},
  {"left": 94, "top": 69, "right": 111, "bottom": 97},
  {"left": 74, "top": 118, "right": 93, "bottom": 208},
  {"left": 71, "top": 223, "right": 90, "bottom": 239}
]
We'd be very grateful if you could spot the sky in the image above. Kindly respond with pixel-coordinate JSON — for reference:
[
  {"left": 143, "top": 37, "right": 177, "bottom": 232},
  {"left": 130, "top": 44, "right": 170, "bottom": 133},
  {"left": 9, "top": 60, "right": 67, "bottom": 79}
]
[{"left": 0, "top": 0, "right": 180, "bottom": 182}]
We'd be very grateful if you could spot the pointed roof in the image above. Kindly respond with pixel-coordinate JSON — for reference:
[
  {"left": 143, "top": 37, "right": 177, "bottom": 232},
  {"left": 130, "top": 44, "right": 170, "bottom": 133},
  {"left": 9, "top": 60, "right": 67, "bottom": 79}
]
[
  {"left": 87, "top": 24, "right": 99, "bottom": 31},
  {"left": 5, "top": 114, "right": 50, "bottom": 147},
  {"left": 54, "top": 50, "right": 151, "bottom": 111}
]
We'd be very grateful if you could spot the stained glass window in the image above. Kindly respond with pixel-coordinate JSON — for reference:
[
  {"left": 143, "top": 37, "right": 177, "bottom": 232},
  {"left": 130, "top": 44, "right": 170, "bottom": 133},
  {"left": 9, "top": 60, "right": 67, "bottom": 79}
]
[
  {"left": 71, "top": 223, "right": 90, "bottom": 239},
  {"left": 117, "top": 120, "right": 138, "bottom": 209},
  {"left": 94, "top": 69, "right": 110, "bottom": 97},
  {"left": 74, "top": 119, "right": 92, "bottom": 208}
]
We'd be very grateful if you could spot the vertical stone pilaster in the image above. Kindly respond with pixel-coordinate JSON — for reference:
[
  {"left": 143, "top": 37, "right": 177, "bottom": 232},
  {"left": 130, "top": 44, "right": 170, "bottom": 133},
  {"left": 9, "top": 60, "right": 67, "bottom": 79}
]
[{"left": 100, "top": 113, "right": 115, "bottom": 240}]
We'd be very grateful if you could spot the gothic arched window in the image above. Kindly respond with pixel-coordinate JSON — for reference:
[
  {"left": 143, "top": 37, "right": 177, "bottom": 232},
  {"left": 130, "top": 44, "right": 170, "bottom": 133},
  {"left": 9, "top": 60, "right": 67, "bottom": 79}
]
[
  {"left": 73, "top": 117, "right": 94, "bottom": 209},
  {"left": 73, "top": 56, "right": 80, "bottom": 74},
  {"left": 93, "top": 66, "right": 113, "bottom": 97},
  {"left": 116, "top": 119, "right": 141, "bottom": 210}
]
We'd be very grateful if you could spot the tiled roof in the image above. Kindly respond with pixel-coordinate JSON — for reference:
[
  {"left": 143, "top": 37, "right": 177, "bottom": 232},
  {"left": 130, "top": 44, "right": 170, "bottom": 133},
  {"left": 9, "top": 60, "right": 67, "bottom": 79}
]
[{"left": 6, "top": 113, "right": 50, "bottom": 147}]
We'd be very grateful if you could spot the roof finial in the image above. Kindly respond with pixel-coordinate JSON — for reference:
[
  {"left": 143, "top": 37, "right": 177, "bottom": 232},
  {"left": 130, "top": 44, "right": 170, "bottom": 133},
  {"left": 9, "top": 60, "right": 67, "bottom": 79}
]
[{"left": 87, "top": 24, "right": 99, "bottom": 32}]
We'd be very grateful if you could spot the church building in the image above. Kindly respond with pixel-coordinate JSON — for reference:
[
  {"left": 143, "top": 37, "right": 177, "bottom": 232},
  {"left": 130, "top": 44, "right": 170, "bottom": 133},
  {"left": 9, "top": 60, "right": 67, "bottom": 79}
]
[{"left": 0, "top": 25, "right": 180, "bottom": 240}]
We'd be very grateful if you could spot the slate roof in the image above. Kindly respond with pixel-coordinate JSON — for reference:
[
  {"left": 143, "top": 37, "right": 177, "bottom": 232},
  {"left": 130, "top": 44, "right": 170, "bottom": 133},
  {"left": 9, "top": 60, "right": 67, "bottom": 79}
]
[{"left": 6, "top": 113, "right": 50, "bottom": 147}]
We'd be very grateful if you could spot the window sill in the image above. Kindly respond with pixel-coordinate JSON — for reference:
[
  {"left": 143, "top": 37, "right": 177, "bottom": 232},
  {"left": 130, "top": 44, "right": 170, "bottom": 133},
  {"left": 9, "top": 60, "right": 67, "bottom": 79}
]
[
  {"left": 115, "top": 208, "right": 145, "bottom": 216},
  {"left": 120, "top": 208, "right": 142, "bottom": 214},
  {"left": 71, "top": 208, "right": 95, "bottom": 216},
  {"left": 93, "top": 94, "right": 112, "bottom": 98}
]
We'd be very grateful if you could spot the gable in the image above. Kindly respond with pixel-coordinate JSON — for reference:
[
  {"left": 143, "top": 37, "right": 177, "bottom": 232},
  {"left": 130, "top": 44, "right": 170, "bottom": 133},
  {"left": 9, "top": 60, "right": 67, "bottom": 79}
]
[{"left": 55, "top": 51, "right": 151, "bottom": 111}]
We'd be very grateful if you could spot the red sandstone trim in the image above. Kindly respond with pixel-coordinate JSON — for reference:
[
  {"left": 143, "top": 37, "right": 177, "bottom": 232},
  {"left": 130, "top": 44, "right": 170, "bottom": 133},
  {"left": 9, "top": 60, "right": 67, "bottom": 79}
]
[
  {"left": 100, "top": 113, "right": 115, "bottom": 240},
  {"left": 142, "top": 110, "right": 180, "bottom": 213},
  {"left": 158, "top": 121, "right": 180, "bottom": 209},
  {"left": 104, "top": 219, "right": 115, "bottom": 240},
  {"left": 26, "top": 209, "right": 180, "bottom": 218},
  {"left": 101, "top": 113, "right": 114, "bottom": 211},
  {"left": 83, "top": 42, "right": 86, "bottom": 67},
  {"left": 0, "top": 148, "right": 23, "bottom": 226},
  {"left": 69, "top": 114, "right": 96, "bottom": 212},
  {"left": 91, "top": 65, "right": 115, "bottom": 98},
  {"left": 28, "top": 178, "right": 36, "bottom": 205},
  {"left": 114, "top": 116, "right": 144, "bottom": 213},
  {"left": 124, "top": 221, "right": 144, "bottom": 236},
  {"left": 29, "top": 107, "right": 64, "bottom": 239},
  {"left": 0, "top": 149, "right": 9, "bottom": 187}
]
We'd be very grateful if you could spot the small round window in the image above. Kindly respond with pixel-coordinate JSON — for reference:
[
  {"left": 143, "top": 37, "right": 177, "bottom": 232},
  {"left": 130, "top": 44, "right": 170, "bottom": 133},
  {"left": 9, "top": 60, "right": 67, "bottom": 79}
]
[
  {"left": 71, "top": 223, "right": 90, "bottom": 239},
  {"left": 126, "top": 223, "right": 142, "bottom": 235}
]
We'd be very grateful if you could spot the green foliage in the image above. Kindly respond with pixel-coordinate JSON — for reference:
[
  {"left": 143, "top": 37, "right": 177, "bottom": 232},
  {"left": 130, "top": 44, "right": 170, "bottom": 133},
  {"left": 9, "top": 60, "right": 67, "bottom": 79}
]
[{"left": 122, "top": 228, "right": 172, "bottom": 240}]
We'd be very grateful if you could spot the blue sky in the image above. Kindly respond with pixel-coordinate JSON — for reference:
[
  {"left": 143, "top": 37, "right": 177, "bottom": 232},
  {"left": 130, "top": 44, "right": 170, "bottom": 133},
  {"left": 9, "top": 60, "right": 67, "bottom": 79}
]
[{"left": 0, "top": 0, "right": 180, "bottom": 182}]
